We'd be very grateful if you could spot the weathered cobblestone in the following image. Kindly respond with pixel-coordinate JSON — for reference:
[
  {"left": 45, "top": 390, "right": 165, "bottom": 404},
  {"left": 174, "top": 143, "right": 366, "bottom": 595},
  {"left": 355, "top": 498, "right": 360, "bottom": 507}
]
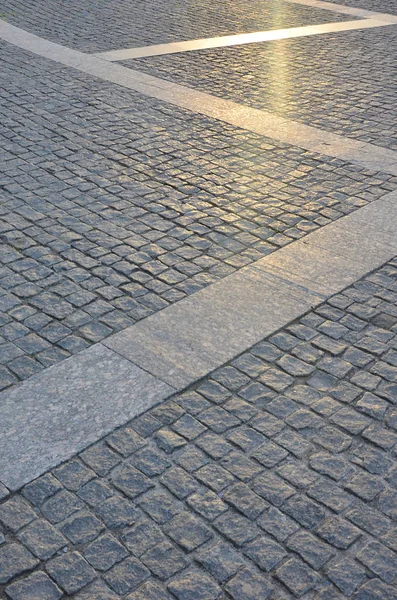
[
  {"left": 1, "top": 259, "right": 397, "bottom": 598},
  {"left": 0, "top": 42, "right": 396, "bottom": 389}
]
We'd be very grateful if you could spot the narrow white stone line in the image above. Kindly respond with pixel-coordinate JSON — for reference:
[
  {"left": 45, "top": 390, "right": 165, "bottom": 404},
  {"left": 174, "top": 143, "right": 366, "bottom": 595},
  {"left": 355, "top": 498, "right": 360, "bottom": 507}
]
[
  {"left": 1, "top": 19, "right": 397, "bottom": 175},
  {"left": 93, "top": 19, "right": 392, "bottom": 61},
  {"left": 285, "top": 0, "right": 397, "bottom": 22}
]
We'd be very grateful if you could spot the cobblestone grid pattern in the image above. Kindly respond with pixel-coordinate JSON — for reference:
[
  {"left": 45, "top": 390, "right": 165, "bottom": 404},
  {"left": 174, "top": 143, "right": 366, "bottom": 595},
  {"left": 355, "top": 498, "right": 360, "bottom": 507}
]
[
  {"left": 127, "top": 26, "right": 397, "bottom": 152},
  {"left": 2, "top": 42, "right": 397, "bottom": 389},
  {"left": 338, "top": 0, "right": 397, "bottom": 14},
  {"left": 0, "top": 0, "right": 353, "bottom": 52},
  {"left": 0, "top": 258, "right": 397, "bottom": 599}
]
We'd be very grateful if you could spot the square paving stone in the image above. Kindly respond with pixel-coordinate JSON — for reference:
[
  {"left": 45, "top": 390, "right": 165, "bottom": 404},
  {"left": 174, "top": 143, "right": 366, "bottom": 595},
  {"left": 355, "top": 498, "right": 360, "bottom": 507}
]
[
  {"left": 123, "top": 520, "right": 165, "bottom": 557},
  {"left": 244, "top": 535, "right": 287, "bottom": 572},
  {"left": 60, "top": 508, "right": 104, "bottom": 544},
  {"left": 167, "top": 567, "right": 221, "bottom": 600},
  {"left": 186, "top": 489, "right": 228, "bottom": 521},
  {"left": 325, "top": 557, "right": 366, "bottom": 595},
  {"left": 195, "top": 541, "right": 244, "bottom": 583},
  {"left": 84, "top": 532, "right": 129, "bottom": 571},
  {"left": 73, "top": 581, "right": 120, "bottom": 599},
  {"left": 111, "top": 464, "right": 154, "bottom": 499},
  {"left": 104, "top": 556, "right": 150, "bottom": 595},
  {"left": 18, "top": 518, "right": 67, "bottom": 560},
  {"left": 222, "top": 482, "right": 267, "bottom": 519},
  {"left": 214, "top": 510, "right": 258, "bottom": 546},
  {"left": 96, "top": 495, "right": 139, "bottom": 528},
  {"left": 258, "top": 507, "right": 299, "bottom": 541},
  {"left": 141, "top": 541, "right": 189, "bottom": 580},
  {"left": 132, "top": 446, "right": 170, "bottom": 477},
  {"left": 46, "top": 551, "right": 96, "bottom": 594},
  {"left": 275, "top": 558, "right": 319, "bottom": 596},
  {"left": 126, "top": 580, "right": 173, "bottom": 600},
  {"left": 286, "top": 530, "right": 335, "bottom": 569},
  {"left": 22, "top": 474, "right": 63, "bottom": 507},
  {"left": 357, "top": 541, "right": 397, "bottom": 583},
  {"left": 164, "top": 512, "right": 213, "bottom": 551},
  {"left": 0, "top": 542, "right": 39, "bottom": 584},
  {"left": 138, "top": 489, "right": 181, "bottom": 523},
  {"left": 0, "top": 495, "right": 37, "bottom": 531},
  {"left": 225, "top": 567, "right": 272, "bottom": 600},
  {"left": 5, "top": 571, "right": 62, "bottom": 600}
]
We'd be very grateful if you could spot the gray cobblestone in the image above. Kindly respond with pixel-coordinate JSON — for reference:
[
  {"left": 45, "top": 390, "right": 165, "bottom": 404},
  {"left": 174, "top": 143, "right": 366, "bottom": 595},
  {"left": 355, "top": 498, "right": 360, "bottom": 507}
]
[{"left": 2, "top": 259, "right": 397, "bottom": 597}]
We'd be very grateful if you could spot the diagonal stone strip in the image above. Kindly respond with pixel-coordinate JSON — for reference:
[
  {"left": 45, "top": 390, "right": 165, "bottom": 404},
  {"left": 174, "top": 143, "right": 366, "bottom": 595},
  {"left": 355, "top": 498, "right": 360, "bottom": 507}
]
[
  {"left": 1, "top": 19, "right": 397, "bottom": 174},
  {"left": 93, "top": 18, "right": 395, "bottom": 61},
  {"left": 1, "top": 190, "right": 397, "bottom": 491}
]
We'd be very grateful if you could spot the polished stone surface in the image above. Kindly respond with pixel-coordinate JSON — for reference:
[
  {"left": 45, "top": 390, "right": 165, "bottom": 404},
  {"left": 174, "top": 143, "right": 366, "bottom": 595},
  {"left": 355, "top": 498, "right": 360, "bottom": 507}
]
[{"left": 0, "top": 345, "right": 173, "bottom": 490}]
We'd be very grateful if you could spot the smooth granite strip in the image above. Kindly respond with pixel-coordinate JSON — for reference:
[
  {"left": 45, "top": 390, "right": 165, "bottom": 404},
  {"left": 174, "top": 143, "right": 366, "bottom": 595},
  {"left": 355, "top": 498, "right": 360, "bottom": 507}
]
[
  {"left": 1, "top": 20, "right": 397, "bottom": 174},
  {"left": 94, "top": 19, "right": 392, "bottom": 61},
  {"left": 0, "top": 344, "right": 174, "bottom": 490}
]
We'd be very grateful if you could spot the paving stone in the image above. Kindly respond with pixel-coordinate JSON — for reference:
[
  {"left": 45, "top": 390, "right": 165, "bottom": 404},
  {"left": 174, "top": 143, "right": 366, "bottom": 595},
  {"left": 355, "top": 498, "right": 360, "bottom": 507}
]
[
  {"left": 96, "top": 495, "right": 139, "bottom": 528},
  {"left": 222, "top": 482, "right": 267, "bottom": 519},
  {"left": 0, "top": 542, "right": 39, "bottom": 584},
  {"left": 5, "top": 571, "right": 63, "bottom": 600},
  {"left": 111, "top": 464, "right": 154, "bottom": 499},
  {"left": 104, "top": 556, "right": 150, "bottom": 595},
  {"left": 22, "top": 474, "right": 63, "bottom": 506},
  {"left": 160, "top": 466, "right": 199, "bottom": 498},
  {"left": 325, "top": 557, "right": 366, "bottom": 595},
  {"left": 287, "top": 530, "right": 334, "bottom": 569},
  {"left": 195, "top": 541, "right": 244, "bottom": 583},
  {"left": 353, "top": 579, "right": 397, "bottom": 600},
  {"left": 316, "top": 516, "right": 362, "bottom": 549},
  {"left": 225, "top": 567, "right": 272, "bottom": 600},
  {"left": 84, "top": 533, "right": 128, "bottom": 571},
  {"left": 46, "top": 551, "right": 96, "bottom": 594},
  {"left": 141, "top": 541, "right": 188, "bottom": 580},
  {"left": 258, "top": 506, "right": 300, "bottom": 541},
  {"left": 73, "top": 581, "right": 120, "bottom": 599},
  {"left": 0, "top": 495, "right": 37, "bottom": 531},
  {"left": 18, "top": 519, "right": 67, "bottom": 559},
  {"left": 164, "top": 511, "right": 213, "bottom": 551},
  {"left": 275, "top": 558, "right": 318, "bottom": 596},
  {"left": 356, "top": 540, "right": 397, "bottom": 583},
  {"left": 167, "top": 567, "right": 221, "bottom": 600},
  {"left": 244, "top": 535, "right": 287, "bottom": 572},
  {"left": 123, "top": 520, "right": 165, "bottom": 557},
  {"left": 80, "top": 443, "right": 121, "bottom": 476},
  {"left": 283, "top": 494, "right": 326, "bottom": 529},
  {"left": 214, "top": 510, "right": 258, "bottom": 546}
]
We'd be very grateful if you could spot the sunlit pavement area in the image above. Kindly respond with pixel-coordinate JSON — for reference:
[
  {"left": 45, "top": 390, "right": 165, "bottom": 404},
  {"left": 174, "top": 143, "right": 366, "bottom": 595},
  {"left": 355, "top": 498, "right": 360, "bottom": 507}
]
[{"left": 1, "top": 0, "right": 397, "bottom": 598}]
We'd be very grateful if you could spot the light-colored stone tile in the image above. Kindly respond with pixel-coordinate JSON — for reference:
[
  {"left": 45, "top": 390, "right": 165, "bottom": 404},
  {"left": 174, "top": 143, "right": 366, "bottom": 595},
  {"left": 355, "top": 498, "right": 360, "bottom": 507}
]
[{"left": 0, "top": 345, "right": 173, "bottom": 490}]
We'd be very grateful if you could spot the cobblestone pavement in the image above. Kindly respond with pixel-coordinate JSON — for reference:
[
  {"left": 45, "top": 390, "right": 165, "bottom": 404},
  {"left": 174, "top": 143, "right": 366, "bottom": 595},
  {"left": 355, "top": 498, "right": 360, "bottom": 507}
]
[
  {"left": 2, "top": 41, "right": 396, "bottom": 389},
  {"left": 0, "top": 0, "right": 351, "bottom": 52},
  {"left": 338, "top": 0, "right": 397, "bottom": 14},
  {"left": 1, "top": 259, "right": 397, "bottom": 599},
  {"left": 128, "top": 26, "right": 397, "bottom": 151}
]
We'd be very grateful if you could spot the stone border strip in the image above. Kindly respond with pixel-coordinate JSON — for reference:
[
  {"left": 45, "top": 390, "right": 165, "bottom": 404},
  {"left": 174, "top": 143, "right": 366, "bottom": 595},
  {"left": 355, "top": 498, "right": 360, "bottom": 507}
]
[
  {"left": 1, "top": 191, "right": 397, "bottom": 491},
  {"left": 286, "top": 0, "right": 397, "bottom": 21},
  {"left": 1, "top": 19, "right": 397, "bottom": 174},
  {"left": 93, "top": 19, "right": 393, "bottom": 61}
]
